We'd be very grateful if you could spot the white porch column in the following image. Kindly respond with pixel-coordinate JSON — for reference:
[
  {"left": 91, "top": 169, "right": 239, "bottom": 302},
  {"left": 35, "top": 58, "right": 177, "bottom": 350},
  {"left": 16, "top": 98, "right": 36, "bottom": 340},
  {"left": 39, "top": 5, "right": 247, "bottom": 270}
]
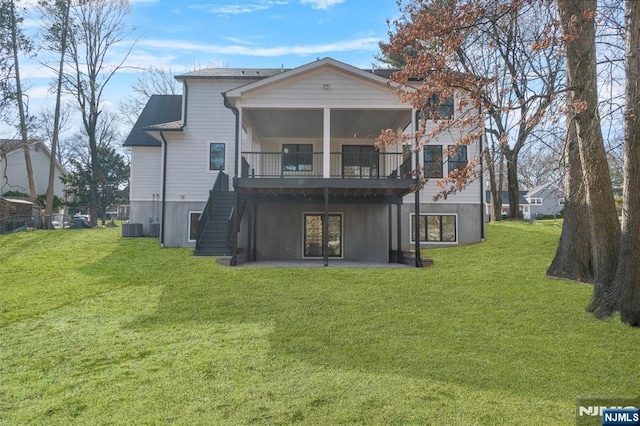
[
  {"left": 247, "top": 126, "right": 254, "bottom": 152},
  {"left": 246, "top": 125, "right": 254, "bottom": 177},
  {"left": 323, "top": 108, "right": 330, "bottom": 178},
  {"left": 237, "top": 107, "right": 243, "bottom": 178}
]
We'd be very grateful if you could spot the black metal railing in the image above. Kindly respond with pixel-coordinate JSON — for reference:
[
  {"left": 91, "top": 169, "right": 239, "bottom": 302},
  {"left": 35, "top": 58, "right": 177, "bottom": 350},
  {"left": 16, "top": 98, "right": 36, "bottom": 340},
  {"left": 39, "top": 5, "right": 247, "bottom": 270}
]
[
  {"left": 196, "top": 171, "right": 228, "bottom": 247},
  {"left": 241, "top": 151, "right": 411, "bottom": 179},
  {"left": 241, "top": 152, "right": 323, "bottom": 177}
]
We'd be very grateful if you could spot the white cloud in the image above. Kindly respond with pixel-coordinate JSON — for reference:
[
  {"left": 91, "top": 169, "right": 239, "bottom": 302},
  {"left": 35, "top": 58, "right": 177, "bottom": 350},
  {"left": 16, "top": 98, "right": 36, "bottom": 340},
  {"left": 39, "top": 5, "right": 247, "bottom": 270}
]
[
  {"left": 299, "top": 0, "right": 345, "bottom": 10},
  {"left": 190, "top": 1, "right": 288, "bottom": 15},
  {"left": 137, "top": 37, "right": 380, "bottom": 57}
]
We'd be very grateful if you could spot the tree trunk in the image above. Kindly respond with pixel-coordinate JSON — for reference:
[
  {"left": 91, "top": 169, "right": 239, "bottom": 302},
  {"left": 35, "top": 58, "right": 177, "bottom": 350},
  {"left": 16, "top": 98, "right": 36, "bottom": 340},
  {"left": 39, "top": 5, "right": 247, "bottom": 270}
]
[
  {"left": 44, "top": 0, "right": 71, "bottom": 229},
  {"left": 558, "top": 0, "right": 621, "bottom": 317},
  {"left": 9, "top": 0, "right": 36, "bottom": 198},
  {"left": 614, "top": 0, "right": 640, "bottom": 326},
  {"left": 483, "top": 140, "right": 502, "bottom": 222},
  {"left": 89, "top": 126, "right": 99, "bottom": 226},
  {"left": 505, "top": 149, "right": 519, "bottom": 219},
  {"left": 547, "top": 118, "right": 592, "bottom": 282}
]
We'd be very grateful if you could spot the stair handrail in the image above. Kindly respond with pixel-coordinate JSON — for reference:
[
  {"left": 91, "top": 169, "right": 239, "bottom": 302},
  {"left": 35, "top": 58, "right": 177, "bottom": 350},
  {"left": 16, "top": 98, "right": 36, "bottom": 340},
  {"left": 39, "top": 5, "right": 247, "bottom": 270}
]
[
  {"left": 226, "top": 193, "right": 247, "bottom": 251},
  {"left": 196, "top": 171, "right": 228, "bottom": 249}
]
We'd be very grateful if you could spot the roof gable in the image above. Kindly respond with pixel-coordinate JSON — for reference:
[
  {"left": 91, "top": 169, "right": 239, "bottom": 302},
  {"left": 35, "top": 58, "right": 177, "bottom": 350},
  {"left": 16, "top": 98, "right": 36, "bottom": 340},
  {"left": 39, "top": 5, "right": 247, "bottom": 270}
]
[
  {"left": 1, "top": 139, "right": 66, "bottom": 174},
  {"left": 225, "top": 57, "right": 403, "bottom": 101},
  {"left": 123, "top": 95, "right": 183, "bottom": 147}
]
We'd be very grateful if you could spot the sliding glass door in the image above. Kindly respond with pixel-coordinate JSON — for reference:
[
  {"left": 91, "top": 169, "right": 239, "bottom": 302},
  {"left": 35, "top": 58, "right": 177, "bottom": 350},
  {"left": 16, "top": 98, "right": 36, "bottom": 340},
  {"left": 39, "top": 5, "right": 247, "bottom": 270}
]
[{"left": 304, "top": 214, "right": 342, "bottom": 258}]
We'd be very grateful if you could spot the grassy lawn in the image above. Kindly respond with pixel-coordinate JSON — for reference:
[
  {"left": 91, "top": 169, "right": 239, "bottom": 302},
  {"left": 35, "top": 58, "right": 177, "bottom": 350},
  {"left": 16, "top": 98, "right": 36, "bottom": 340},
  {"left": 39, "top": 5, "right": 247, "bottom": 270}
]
[{"left": 1, "top": 221, "right": 638, "bottom": 425}]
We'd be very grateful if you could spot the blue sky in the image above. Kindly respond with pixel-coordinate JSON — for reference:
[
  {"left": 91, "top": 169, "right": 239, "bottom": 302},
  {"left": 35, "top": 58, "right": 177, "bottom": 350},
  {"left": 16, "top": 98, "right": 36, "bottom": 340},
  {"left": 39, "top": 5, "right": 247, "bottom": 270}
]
[
  {"left": 26, "top": 0, "right": 397, "bottom": 119},
  {"left": 127, "top": 0, "right": 398, "bottom": 69},
  {"left": 1, "top": 0, "right": 400, "bottom": 139}
]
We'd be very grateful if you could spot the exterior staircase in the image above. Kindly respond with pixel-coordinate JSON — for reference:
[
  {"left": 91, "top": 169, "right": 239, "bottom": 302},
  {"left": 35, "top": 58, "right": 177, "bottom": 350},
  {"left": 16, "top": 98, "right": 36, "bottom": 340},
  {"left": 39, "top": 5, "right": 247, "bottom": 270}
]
[
  {"left": 194, "top": 191, "right": 235, "bottom": 256},
  {"left": 194, "top": 171, "right": 247, "bottom": 258}
]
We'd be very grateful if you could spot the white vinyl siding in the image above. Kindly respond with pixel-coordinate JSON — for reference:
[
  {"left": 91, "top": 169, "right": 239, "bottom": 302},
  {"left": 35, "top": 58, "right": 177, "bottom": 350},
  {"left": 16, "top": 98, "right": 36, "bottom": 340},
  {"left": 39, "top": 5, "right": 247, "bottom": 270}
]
[
  {"left": 163, "top": 79, "right": 252, "bottom": 201},
  {"left": 129, "top": 147, "right": 161, "bottom": 201},
  {"left": 236, "top": 68, "right": 405, "bottom": 108},
  {"left": 0, "top": 143, "right": 65, "bottom": 198}
]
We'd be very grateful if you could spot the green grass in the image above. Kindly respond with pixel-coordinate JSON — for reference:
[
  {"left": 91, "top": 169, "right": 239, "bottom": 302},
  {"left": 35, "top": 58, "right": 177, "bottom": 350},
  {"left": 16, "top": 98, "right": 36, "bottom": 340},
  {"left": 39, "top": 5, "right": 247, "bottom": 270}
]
[{"left": 0, "top": 221, "right": 638, "bottom": 425}]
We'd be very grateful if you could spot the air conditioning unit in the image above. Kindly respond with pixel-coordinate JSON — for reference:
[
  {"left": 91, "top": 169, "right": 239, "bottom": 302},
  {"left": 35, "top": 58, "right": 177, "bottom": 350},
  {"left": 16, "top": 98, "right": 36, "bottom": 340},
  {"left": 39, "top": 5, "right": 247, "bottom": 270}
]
[
  {"left": 122, "top": 223, "right": 143, "bottom": 237},
  {"left": 149, "top": 223, "right": 160, "bottom": 238}
]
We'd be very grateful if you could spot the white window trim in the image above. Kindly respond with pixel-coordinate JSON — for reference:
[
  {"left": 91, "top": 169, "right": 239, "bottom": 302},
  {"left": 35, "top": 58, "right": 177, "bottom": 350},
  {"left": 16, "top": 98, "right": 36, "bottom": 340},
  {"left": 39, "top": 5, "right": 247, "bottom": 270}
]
[
  {"left": 301, "top": 212, "right": 344, "bottom": 259},
  {"left": 409, "top": 213, "right": 458, "bottom": 245},
  {"left": 187, "top": 211, "right": 202, "bottom": 243},
  {"left": 529, "top": 197, "right": 543, "bottom": 205}
]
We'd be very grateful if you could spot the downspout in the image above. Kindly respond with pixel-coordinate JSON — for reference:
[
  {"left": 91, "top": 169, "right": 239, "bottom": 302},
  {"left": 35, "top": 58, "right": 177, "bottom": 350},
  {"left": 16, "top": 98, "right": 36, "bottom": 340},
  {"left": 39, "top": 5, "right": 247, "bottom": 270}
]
[
  {"left": 479, "top": 106, "right": 485, "bottom": 241},
  {"left": 222, "top": 91, "right": 240, "bottom": 266},
  {"left": 182, "top": 80, "right": 189, "bottom": 127},
  {"left": 160, "top": 131, "right": 168, "bottom": 247}
]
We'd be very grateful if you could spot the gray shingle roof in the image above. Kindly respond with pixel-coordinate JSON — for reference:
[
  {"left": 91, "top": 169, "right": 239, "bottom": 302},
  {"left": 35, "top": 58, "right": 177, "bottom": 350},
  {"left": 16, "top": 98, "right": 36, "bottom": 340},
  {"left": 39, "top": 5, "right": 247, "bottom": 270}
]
[
  {"left": 123, "top": 95, "right": 183, "bottom": 147},
  {"left": 175, "top": 68, "right": 286, "bottom": 79}
]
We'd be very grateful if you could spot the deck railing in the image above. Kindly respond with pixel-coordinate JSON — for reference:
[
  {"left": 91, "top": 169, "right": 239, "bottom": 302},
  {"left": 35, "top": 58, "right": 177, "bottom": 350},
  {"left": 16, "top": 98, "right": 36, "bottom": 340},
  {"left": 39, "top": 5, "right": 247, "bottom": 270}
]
[{"left": 241, "top": 152, "right": 412, "bottom": 179}]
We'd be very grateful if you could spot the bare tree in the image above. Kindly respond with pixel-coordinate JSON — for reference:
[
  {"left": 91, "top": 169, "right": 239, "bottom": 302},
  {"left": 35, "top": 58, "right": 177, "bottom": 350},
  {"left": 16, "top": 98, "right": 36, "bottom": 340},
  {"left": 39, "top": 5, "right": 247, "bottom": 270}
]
[
  {"left": 547, "top": 118, "right": 592, "bottom": 282},
  {"left": 62, "top": 0, "right": 135, "bottom": 224},
  {"left": 379, "top": 0, "right": 563, "bottom": 213},
  {"left": 119, "top": 66, "right": 181, "bottom": 127},
  {"left": 0, "top": 0, "right": 36, "bottom": 197},
  {"left": 39, "top": 0, "right": 71, "bottom": 225},
  {"left": 557, "top": 0, "right": 620, "bottom": 317},
  {"left": 612, "top": 0, "right": 640, "bottom": 326}
]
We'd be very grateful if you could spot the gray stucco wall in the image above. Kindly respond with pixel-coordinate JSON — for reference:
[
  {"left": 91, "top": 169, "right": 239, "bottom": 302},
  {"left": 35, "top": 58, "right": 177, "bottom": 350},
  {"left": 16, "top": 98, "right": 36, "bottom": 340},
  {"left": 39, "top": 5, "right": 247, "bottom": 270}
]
[
  {"left": 396, "top": 203, "right": 484, "bottom": 249},
  {"left": 129, "top": 201, "right": 162, "bottom": 236},
  {"left": 161, "top": 201, "right": 207, "bottom": 247},
  {"left": 252, "top": 202, "right": 389, "bottom": 262}
]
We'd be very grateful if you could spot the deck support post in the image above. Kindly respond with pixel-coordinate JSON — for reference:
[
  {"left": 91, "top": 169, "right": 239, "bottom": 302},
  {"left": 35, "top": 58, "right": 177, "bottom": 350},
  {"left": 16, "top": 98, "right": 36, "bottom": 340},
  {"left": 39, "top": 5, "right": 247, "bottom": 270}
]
[
  {"left": 252, "top": 203, "right": 257, "bottom": 261},
  {"left": 246, "top": 200, "right": 253, "bottom": 262},
  {"left": 388, "top": 204, "right": 392, "bottom": 262},
  {"left": 414, "top": 189, "right": 422, "bottom": 267},
  {"left": 323, "top": 187, "right": 329, "bottom": 267},
  {"left": 396, "top": 204, "right": 402, "bottom": 264}
]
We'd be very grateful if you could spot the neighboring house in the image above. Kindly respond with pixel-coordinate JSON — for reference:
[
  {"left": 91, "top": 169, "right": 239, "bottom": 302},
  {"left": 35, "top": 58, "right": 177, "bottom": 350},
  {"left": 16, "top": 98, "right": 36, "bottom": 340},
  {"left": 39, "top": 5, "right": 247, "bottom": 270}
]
[
  {"left": 125, "top": 58, "right": 485, "bottom": 265},
  {"left": 525, "top": 183, "right": 564, "bottom": 218},
  {"left": 485, "top": 183, "right": 564, "bottom": 221},
  {"left": 485, "top": 190, "right": 530, "bottom": 220},
  {"left": 0, "top": 139, "right": 66, "bottom": 198}
]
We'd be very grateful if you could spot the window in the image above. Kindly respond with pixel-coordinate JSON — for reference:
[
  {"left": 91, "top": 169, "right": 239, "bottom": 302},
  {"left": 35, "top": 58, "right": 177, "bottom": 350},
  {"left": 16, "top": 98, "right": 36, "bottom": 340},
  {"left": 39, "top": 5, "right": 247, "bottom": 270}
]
[
  {"left": 530, "top": 198, "right": 543, "bottom": 205},
  {"left": 410, "top": 214, "right": 457, "bottom": 243},
  {"left": 283, "top": 144, "right": 313, "bottom": 171},
  {"left": 188, "top": 211, "right": 202, "bottom": 242},
  {"left": 447, "top": 145, "right": 467, "bottom": 174},
  {"left": 342, "top": 145, "right": 379, "bottom": 178},
  {"left": 558, "top": 199, "right": 565, "bottom": 206},
  {"left": 423, "top": 94, "right": 454, "bottom": 120},
  {"left": 303, "top": 213, "right": 342, "bottom": 257},
  {"left": 209, "top": 143, "right": 225, "bottom": 170},
  {"left": 423, "top": 145, "right": 443, "bottom": 178}
]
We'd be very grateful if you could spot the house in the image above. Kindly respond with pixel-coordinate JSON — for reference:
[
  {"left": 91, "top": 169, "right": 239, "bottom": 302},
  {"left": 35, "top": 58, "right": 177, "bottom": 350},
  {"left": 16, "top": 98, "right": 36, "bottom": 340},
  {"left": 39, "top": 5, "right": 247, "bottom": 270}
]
[
  {"left": 525, "top": 183, "right": 564, "bottom": 218},
  {"left": 0, "top": 139, "right": 66, "bottom": 198},
  {"left": 123, "top": 94, "right": 183, "bottom": 235},
  {"left": 124, "top": 58, "right": 485, "bottom": 265},
  {"left": 485, "top": 190, "right": 530, "bottom": 220},
  {"left": 485, "top": 183, "right": 563, "bottom": 220}
]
